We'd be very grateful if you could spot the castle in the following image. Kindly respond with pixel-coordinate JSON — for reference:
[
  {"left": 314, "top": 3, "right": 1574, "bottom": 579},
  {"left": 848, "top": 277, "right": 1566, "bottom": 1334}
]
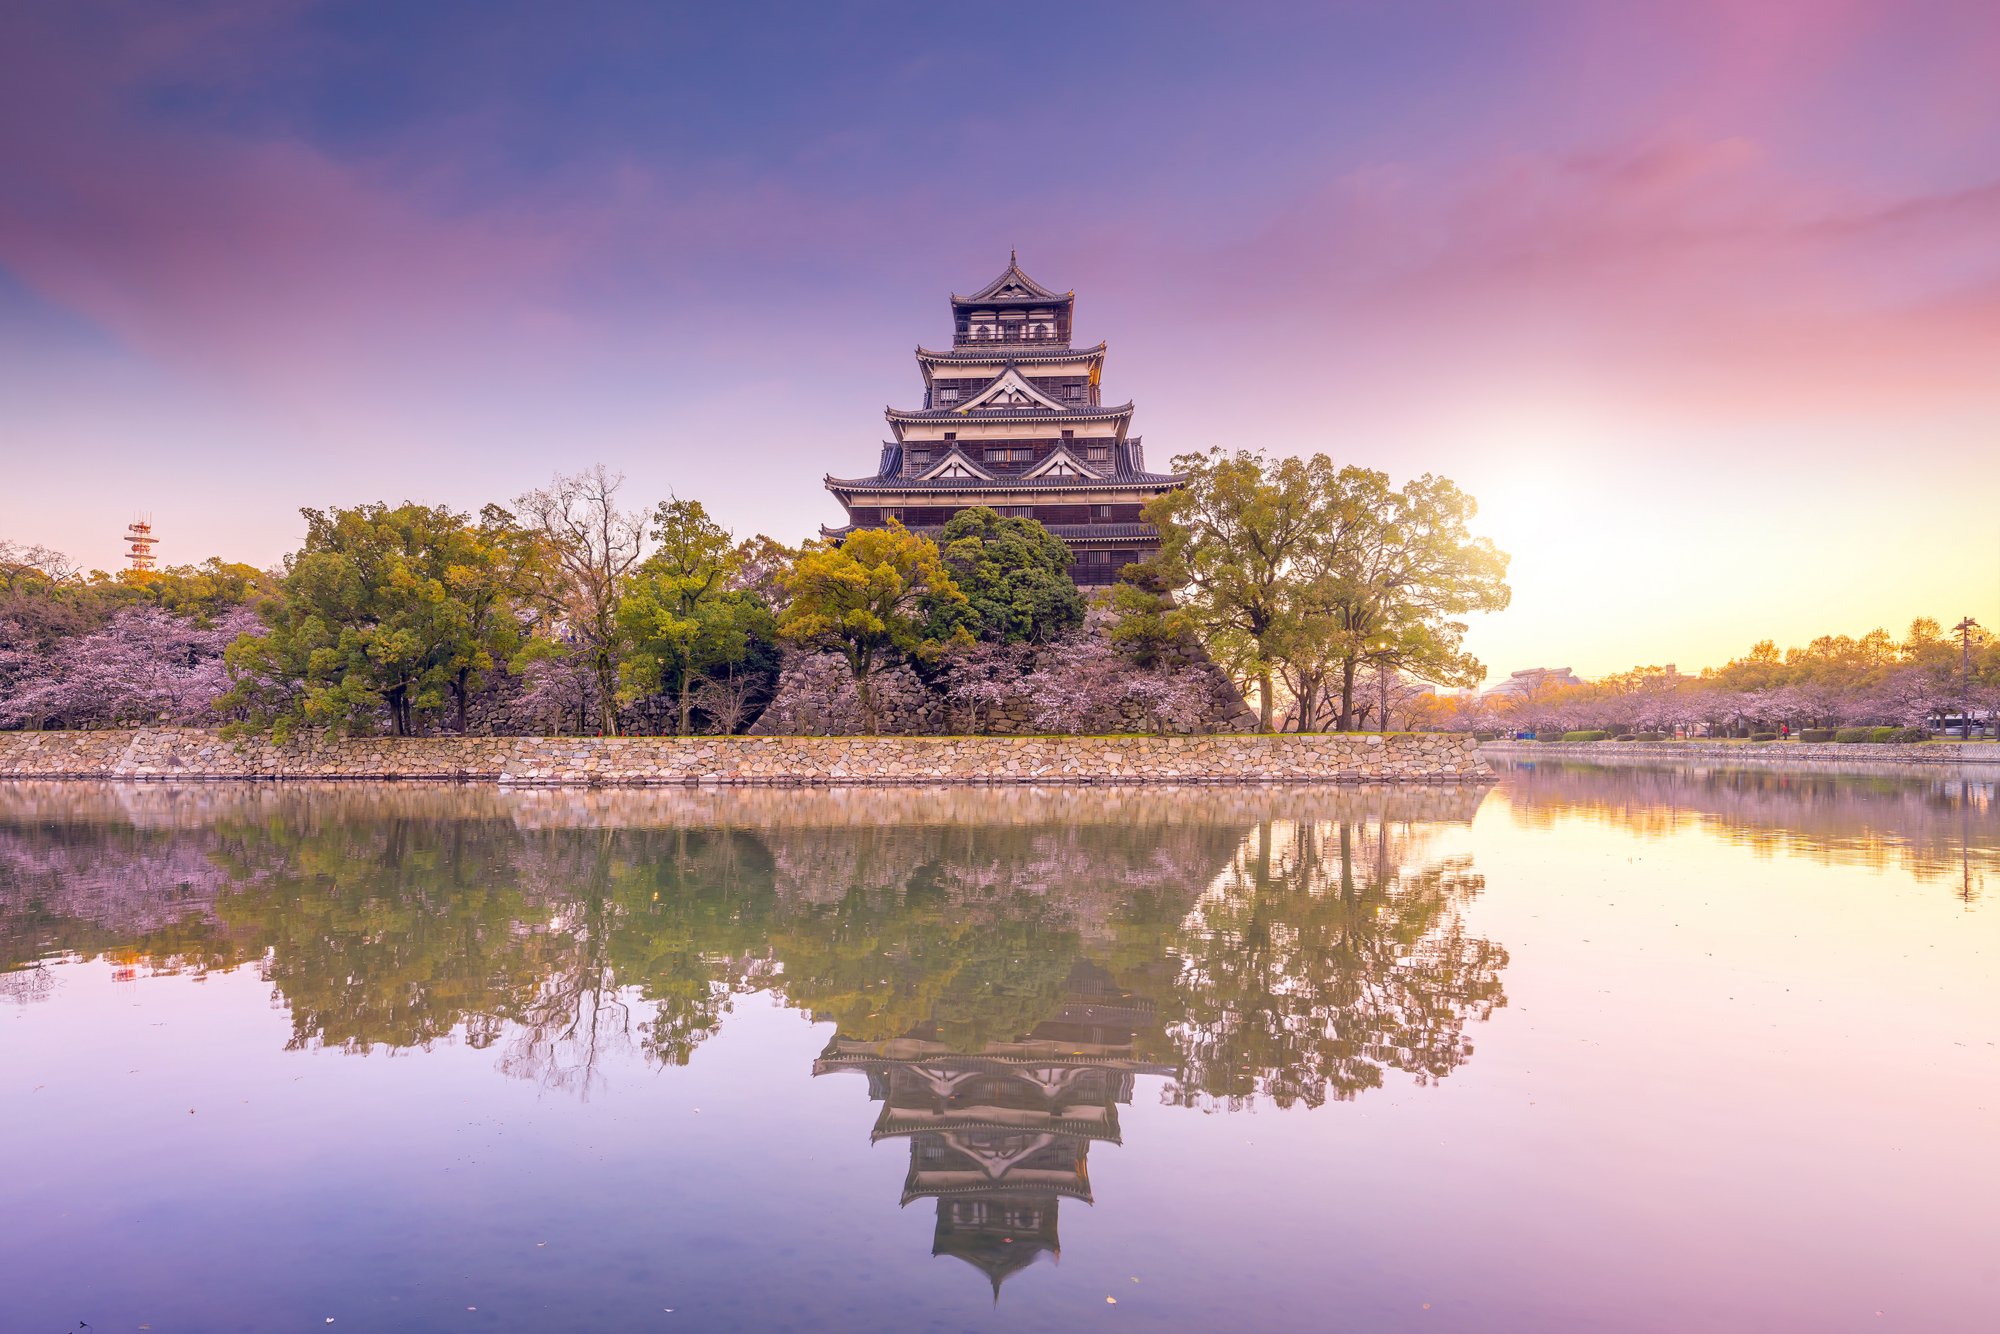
[{"left": 823, "top": 254, "right": 1183, "bottom": 585}]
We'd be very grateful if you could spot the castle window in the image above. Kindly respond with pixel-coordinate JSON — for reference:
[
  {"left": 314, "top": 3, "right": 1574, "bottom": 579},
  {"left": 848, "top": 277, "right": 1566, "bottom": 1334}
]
[
  {"left": 1086, "top": 446, "right": 1110, "bottom": 462},
  {"left": 985, "top": 446, "right": 1031, "bottom": 464},
  {"left": 907, "top": 450, "right": 930, "bottom": 467}
]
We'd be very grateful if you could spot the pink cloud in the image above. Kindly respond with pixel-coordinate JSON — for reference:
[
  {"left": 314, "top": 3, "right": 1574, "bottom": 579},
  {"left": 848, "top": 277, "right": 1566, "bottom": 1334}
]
[{"left": 1102, "top": 127, "right": 2000, "bottom": 437}]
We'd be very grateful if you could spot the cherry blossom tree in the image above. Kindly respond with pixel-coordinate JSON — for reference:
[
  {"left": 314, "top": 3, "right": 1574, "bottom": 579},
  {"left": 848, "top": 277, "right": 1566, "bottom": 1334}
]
[{"left": 0, "top": 605, "right": 259, "bottom": 730}]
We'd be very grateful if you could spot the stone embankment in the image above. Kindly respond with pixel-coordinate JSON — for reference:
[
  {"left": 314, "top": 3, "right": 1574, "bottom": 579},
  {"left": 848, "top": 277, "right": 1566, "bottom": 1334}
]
[
  {"left": 1483, "top": 740, "right": 2000, "bottom": 766},
  {"left": 0, "top": 728, "right": 1488, "bottom": 785}
]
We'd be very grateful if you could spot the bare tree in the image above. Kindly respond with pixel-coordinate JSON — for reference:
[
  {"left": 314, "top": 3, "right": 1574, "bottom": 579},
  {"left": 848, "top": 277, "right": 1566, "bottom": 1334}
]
[
  {"left": 0, "top": 539, "right": 83, "bottom": 587},
  {"left": 514, "top": 467, "right": 647, "bottom": 735}
]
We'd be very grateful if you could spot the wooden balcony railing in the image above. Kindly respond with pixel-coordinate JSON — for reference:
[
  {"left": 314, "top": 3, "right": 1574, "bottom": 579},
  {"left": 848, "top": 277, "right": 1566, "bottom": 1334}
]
[{"left": 952, "top": 326, "right": 1068, "bottom": 347}]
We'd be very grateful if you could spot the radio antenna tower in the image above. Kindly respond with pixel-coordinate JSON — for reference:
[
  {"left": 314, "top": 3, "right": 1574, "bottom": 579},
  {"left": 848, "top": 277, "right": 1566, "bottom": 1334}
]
[{"left": 124, "top": 515, "right": 158, "bottom": 572}]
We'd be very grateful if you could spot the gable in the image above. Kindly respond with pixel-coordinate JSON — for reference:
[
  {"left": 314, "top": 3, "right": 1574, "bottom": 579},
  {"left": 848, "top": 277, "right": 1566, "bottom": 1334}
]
[
  {"left": 960, "top": 252, "right": 1063, "bottom": 303},
  {"left": 955, "top": 366, "right": 1069, "bottom": 414},
  {"left": 1020, "top": 445, "right": 1102, "bottom": 481},
  {"left": 913, "top": 447, "right": 998, "bottom": 482}
]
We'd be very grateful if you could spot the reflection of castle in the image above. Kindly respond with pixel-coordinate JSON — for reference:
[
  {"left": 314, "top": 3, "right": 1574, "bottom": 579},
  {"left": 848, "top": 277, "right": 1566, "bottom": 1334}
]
[{"left": 813, "top": 962, "right": 1165, "bottom": 1295}]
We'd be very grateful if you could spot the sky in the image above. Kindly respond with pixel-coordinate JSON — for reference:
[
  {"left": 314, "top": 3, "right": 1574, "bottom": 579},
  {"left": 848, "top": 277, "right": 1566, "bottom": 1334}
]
[{"left": 2, "top": 0, "right": 1997, "bottom": 681}]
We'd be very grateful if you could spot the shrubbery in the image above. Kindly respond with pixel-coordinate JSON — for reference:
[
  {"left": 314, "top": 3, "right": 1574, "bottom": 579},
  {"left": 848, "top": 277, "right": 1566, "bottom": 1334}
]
[
  {"left": 1614, "top": 734, "right": 1636, "bottom": 741},
  {"left": 1749, "top": 732, "right": 1778, "bottom": 742},
  {"left": 1561, "top": 729, "right": 1609, "bottom": 742},
  {"left": 1636, "top": 731, "right": 1667, "bottom": 741},
  {"left": 1535, "top": 729, "right": 1563, "bottom": 742},
  {"left": 1799, "top": 728, "right": 1836, "bottom": 742},
  {"left": 1836, "top": 726, "right": 1929, "bottom": 743}
]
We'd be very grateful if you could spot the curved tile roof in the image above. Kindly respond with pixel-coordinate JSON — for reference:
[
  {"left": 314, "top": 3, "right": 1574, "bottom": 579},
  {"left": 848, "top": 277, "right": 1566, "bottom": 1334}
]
[
  {"left": 916, "top": 341, "right": 1105, "bottom": 365},
  {"left": 820, "top": 521, "right": 1162, "bottom": 543},
  {"left": 885, "top": 402, "right": 1134, "bottom": 424},
  {"left": 825, "top": 471, "right": 1182, "bottom": 495},
  {"left": 951, "top": 251, "right": 1070, "bottom": 305}
]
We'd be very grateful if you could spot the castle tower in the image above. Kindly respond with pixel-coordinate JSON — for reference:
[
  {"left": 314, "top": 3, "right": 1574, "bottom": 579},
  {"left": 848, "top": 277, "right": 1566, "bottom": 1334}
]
[
  {"left": 823, "top": 254, "right": 1184, "bottom": 585},
  {"left": 123, "top": 516, "right": 158, "bottom": 572}
]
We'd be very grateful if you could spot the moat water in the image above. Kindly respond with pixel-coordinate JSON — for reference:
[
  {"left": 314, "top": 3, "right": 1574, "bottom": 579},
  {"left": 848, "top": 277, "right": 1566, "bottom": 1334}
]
[{"left": 3, "top": 763, "right": 1996, "bottom": 1332}]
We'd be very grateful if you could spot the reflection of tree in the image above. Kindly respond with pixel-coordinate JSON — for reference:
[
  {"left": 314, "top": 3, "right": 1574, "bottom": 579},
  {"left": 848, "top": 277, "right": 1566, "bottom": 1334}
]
[
  {"left": 0, "top": 801, "right": 260, "bottom": 979},
  {"left": 212, "top": 816, "right": 553, "bottom": 1053},
  {"left": 1495, "top": 758, "right": 1999, "bottom": 898},
  {"left": 1158, "top": 817, "right": 1506, "bottom": 1109},
  {"left": 493, "top": 826, "right": 778, "bottom": 1094},
  {"left": 0, "top": 785, "right": 1507, "bottom": 1117}
]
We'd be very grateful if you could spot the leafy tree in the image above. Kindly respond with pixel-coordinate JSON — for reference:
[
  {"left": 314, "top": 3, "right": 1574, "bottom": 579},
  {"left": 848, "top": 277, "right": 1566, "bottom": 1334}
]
[
  {"left": 1106, "top": 561, "right": 1193, "bottom": 668},
  {"left": 617, "top": 500, "right": 779, "bottom": 734},
  {"left": 1138, "top": 452, "right": 1510, "bottom": 732},
  {"left": 223, "top": 502, "right": 533, "bottom": 738},
  {"left": 1142, "top": 449, "right": 1344, "bottom": 730},
  {"left": 1319, "top": 470, "right": 1511, "bottom": 730},
  {"left": 439, "top": 506, "right": 546, "bottom": 732},
  {"left": 108, "top": 559, "right": 276, "bottom": 626},
  {"left": 926, "top": 506, "right": 1084, "bottom": 645},
  {"left": 777, "top": 523, "right": 969, "bottom": 733}
]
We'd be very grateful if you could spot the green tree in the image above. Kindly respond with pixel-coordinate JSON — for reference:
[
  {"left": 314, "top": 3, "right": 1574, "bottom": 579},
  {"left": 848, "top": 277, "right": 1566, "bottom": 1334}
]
[
  {"left": 1106, "top": 561, "right": 1194, "bottom": 668},
  {"left": 1142, "top": 450, "right": 1343, "bottom": 730},
  {"left": 777, "top": 523, "right": 969, "bottom": 733},
  {"left": 926, "top": 506, "right": 1085, "bottom": 645},
  {"left": 618, "top": 500, "right": 778, "bottom": 734},
  {"left": 109, "top": 558, "right": 276, "bottom": 625},
  {"left": 1140, "top": 453, "right": 1509, "bottom": 732},
  {"left": 1319, "top": 471, "right": 1511, "bottom": 730},
  {"left": 223, "top": 502, "right": 532, "bottom": 738},
  {"left": 439, "top": 506, "right": 545, "bottom": 732}
]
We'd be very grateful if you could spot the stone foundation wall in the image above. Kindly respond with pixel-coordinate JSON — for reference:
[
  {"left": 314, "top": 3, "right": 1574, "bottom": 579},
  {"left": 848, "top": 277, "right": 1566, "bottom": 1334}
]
[{"left": 0, "top": 728, "right": 1488, "bottom": 785}]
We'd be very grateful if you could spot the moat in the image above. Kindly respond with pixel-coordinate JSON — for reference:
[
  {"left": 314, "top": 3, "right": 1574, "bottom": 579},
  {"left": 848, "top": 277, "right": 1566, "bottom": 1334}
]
[{"left": 4, "top": 762, "right": 1996, "bottom": 1332}]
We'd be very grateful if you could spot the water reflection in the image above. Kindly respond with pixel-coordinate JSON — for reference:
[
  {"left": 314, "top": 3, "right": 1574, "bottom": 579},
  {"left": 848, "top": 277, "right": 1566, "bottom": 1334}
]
[
  {"left": 0, "top": 784, "right": 1504, "bottom": 1290},
  {"left": 1493, "top": 758, "right": 1999, "bottom": 901},
  {"left": 6, "top": 775, "right": 1996, "bottom": 1328},
  {"left": 815, "top": 963, "right": 1157, "bottom": 1294}
]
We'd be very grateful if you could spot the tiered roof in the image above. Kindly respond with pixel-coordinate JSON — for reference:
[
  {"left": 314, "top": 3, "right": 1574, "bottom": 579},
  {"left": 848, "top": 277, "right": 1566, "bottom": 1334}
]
[
  {"left": 951, "top": 251, "right": 1073, "bottom": 307},
  {"left": 826, "top": 438, "right": 1173, "bottom": 495},
  {"left": 916, "top": 341, "right": 1105, "bottom": 368}
]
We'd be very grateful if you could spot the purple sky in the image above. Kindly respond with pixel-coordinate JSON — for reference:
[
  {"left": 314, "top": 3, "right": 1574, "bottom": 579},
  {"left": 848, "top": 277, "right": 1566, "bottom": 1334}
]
[{"left": 3, "top": 1, "right": 1998, "bottom": 678}]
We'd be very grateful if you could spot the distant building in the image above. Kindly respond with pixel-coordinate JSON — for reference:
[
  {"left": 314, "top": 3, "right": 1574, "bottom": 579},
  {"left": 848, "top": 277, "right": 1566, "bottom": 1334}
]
[
  {"left": 1483, "top": 666, "right": 1584, "bottom": 697},
  {"left": 822, "top": 254, "right": 1183, "bottom": 586}
]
